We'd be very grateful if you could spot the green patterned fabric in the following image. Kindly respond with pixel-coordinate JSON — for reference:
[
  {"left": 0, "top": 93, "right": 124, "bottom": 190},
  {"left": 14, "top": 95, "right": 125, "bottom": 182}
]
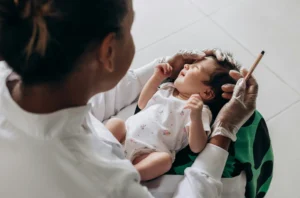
[
  {"left": 166, "top": 111, "right": 274, "bottom": 198},
  {"left": 134, "top": 106, "right": 273, "bottom": 198}
]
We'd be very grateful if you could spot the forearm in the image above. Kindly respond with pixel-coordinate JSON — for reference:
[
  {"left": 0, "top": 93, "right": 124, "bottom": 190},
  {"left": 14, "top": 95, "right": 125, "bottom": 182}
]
[
  {"left": 90, "top": 70, "right": 144, "bottom": 121},
  {"left": 138, "top": 75, "right": 164, "bottom": 109},
  {"left": 209, "top": 135, "right": 231, "bottom": 151},
  {"left": 134, "top": 57, "right": 171, "bottom": 87},
  {"left": 174, "top": 130, "right": 231, "bottom": 197},
  {"left": 189, "top": 120, "right": 207, "bottom": 153},
  {"left": 173, "top": 144, "right": 228, "bottom": 198},
  {"left": 90, "top": 58, "right": 159, "bottom": 122}
]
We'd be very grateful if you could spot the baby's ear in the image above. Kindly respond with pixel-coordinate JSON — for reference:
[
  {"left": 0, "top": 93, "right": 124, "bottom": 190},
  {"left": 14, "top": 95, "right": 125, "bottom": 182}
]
[{"left": 201, "top": 89, "right": 215, "bottom": 101}]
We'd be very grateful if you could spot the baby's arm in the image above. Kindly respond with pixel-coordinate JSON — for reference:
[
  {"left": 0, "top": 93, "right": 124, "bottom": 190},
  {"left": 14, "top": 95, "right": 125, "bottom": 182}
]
[
  {"left": 138, "top": 63, "right": 173, "bottom": 109},
  {"left": 184, "top": 95, "right": 208, "bottom": 153},
  {"left": 188, "top": 118, "right": 208, "bottom": 153}
]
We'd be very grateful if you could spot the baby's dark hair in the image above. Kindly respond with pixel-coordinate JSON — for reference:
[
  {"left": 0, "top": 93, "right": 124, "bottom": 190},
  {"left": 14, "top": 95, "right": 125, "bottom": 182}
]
[
  {"left": 204, "top": 50, "right": 241, "bottom": 122},
  {"left": 0, "top": 0, "right": 128, "bottom": 85}
]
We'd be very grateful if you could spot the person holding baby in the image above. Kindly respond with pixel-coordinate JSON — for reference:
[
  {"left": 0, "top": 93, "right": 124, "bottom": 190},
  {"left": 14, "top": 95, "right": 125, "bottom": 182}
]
[{"left": 0, "top": 0, "right": 258, "bottom": 197}]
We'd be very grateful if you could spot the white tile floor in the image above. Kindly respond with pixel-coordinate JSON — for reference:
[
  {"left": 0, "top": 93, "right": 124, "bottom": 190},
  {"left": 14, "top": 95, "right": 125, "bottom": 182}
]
[{"left": 131, "top": 0, "right": 300, "bottom": 197}]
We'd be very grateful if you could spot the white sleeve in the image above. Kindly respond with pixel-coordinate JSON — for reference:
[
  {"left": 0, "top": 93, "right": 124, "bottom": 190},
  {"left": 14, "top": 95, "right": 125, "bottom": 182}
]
[
  {"left": 121, "top": 181, "right": 155, "bottom": 198},
  {"left": 89, "top": 58, "right": 162, "bottom": 122},
  {"left": 173, "top": 144, "right": 228, "bottom": 198},
  {"left": 111, "top": 164, "right": 155, "bottom": 198}
]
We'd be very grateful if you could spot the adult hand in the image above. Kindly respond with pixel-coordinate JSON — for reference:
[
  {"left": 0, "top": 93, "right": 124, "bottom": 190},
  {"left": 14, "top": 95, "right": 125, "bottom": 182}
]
[
  {"left": 164, "top": 50, "right": 206, "bottom": 79},
  {"left": 221, "top": 70, "right": 248, "bottom": 100},
  {"left": 203, "top": 48, "right": 238, "bottom": 65},
  {"left": 211, "top": 69, "right": 258, "bottom": 141}
]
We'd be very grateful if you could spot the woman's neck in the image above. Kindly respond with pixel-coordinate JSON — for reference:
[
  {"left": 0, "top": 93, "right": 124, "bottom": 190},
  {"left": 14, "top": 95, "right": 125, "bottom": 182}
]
[{"left": 8, "top": 78, "right": 92, "bottom": 114}]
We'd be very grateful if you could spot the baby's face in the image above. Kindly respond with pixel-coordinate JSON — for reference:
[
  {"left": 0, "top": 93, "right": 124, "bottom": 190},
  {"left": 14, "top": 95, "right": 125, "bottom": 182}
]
[{"left": 174, "top": 57, "right": 219, "bottom": 97}]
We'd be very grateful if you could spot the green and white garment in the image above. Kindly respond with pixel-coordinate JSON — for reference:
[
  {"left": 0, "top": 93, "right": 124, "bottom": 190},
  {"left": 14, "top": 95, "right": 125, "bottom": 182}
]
[{"left": 167, "top": 111, "right": 273, "bottom": 198}]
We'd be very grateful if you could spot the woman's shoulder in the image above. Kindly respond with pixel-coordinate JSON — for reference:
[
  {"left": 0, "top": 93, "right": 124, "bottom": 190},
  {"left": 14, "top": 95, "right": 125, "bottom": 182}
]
[
  {"left": 0, "top": 61, "right": 15, "bottom": 92},
  {"left": 0, "top": 62, "right": 13, "bottom": 103},
  {"left": 0, "top": 61, "right": 12, "bottom": 78}
]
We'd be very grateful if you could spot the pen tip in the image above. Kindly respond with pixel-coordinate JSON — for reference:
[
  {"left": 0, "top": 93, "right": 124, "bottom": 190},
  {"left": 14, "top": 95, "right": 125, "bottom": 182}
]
[{"left": 261, "top": 50, "right": 265, "bottom": 55}]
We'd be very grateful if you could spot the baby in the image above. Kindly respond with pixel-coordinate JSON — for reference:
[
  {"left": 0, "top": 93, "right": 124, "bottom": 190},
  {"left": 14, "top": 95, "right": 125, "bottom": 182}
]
[{"left": 105, "top": 49, "right": 241, "bottom": 181}]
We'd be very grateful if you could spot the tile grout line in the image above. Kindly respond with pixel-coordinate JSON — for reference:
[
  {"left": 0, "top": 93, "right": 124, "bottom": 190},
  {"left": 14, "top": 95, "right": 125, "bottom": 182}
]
[
  {"left": 208, "top": 16, "right": 300, "bottom": 96},
  {"left": 205, "top": 2, "right": 241, "bottom": 17},
  {"left": 136, "top": 16, "right": 208, "bottom": 53},
  {"left": 187, "top": 0, "right": 208, "bottom": 16},
  {"left": 188, "top": 0, "right": 245, "bottom": 17},
  {"left": 136, "top": 2, "right": 300, "bottom": 98},
  {"left": 263, "top": 66, "right": 300, "bottom": 96},
  {"left": 134, "top": 1, "right": 300, "bottom": 126},
  {"left": 136, "top": 0, "right": 208, "bottom": 53},
  {"left": 266, "top": 99, "right": 300, "bottom": 122}
]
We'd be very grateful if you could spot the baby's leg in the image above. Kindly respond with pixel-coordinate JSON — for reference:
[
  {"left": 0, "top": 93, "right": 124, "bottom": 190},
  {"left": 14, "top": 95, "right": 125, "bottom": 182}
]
[
  {"left": 105, "top": 118, "right": 126, "bottom": 143},
  {"left": 133, "top": 152, "right": 172, "bottom": 181}
]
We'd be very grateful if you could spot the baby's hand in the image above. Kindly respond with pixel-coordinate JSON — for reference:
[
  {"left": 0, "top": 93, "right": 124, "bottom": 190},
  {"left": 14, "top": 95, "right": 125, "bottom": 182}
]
[
  {"left": 184, "top": 94, "right": 203, "bottom": 121},
  {"left": 154, "top": 63, "right": 173, "bottom": 79}
]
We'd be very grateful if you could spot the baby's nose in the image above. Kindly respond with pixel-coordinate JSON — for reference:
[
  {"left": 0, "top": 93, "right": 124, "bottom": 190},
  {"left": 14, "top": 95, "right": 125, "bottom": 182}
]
[{"left": 184, "top": 64, "right": 189, "bottom": 69}]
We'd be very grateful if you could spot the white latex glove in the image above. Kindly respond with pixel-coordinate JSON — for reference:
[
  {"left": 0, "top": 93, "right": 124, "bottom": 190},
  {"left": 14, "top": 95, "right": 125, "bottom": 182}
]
[{"left": 211, "top": 69, "right": 258, "bottom": 141}]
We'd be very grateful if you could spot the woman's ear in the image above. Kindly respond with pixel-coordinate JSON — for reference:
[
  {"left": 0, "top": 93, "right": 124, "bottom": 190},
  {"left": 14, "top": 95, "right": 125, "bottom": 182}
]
[
  {"left": 97, "top": 32, "right": 116, "bottom": 73},
  {"left": 200, "top": 88, "right": 215, "bottom": 101}
]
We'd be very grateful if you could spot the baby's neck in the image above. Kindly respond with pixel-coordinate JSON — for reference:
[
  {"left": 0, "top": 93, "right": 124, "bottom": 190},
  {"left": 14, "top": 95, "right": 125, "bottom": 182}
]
[{"left": 173, "top": 89, "right": 190, "bottom": 100}]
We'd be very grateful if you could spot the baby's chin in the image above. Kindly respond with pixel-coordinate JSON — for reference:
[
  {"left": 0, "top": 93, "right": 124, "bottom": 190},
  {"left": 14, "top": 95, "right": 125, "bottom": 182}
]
[
  {"left": 173, "top": 79, "right": 187, "bottom": 92},
  {"left": 173, "top": 78, "right": 180, "bottom": 88}
]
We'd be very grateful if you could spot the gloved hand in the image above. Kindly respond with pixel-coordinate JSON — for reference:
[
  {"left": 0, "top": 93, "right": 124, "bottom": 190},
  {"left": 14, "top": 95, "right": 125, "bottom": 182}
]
[
  {"left": 211, "top": 69, "right": 258, "bottom": 142},
  {"left": 162, "top": 49, "right": 206, "bottom": 79}
]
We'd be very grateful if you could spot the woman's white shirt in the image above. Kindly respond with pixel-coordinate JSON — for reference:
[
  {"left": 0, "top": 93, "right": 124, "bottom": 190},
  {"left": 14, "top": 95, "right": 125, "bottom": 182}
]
[{"left": 0, "top": 60, "right": 229, "bottom": 198}]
